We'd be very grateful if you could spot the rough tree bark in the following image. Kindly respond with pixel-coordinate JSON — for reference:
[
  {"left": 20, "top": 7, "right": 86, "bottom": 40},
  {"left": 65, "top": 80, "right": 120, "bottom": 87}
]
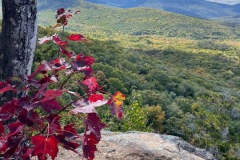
[
  {"left": 0, "top": 0, "right": 37, "bottom": 103},
  {"left": 0, "top": 0, "right": 37, "bottom": 79}
]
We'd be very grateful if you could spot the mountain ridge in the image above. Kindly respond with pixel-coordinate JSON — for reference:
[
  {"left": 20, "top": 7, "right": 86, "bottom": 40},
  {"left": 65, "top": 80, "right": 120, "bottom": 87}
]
[
  {"left": 1, "top": 0, "right": 240, "bottom": 20},
  {"left": 37, "top": 1, "right": 240, "bottom": 40},
  {"left": 85, "top": 0, "right": 240, "bottom": 19},
  {"left": 1, "top": 0, "right": 239, "bottom": 39}
]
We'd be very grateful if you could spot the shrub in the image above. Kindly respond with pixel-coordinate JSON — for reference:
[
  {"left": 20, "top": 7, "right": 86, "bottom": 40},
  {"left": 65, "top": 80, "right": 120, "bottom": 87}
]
[{"left": 144, "top": 105, "right": 165, "bottom": 133}]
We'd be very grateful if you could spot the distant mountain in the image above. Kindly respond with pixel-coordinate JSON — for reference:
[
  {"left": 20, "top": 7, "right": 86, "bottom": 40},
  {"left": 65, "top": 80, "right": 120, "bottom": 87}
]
[
  {"left": 37, "top": 1, "right": 240, "bottom": 40},
  {"left": 85, "top": 0, "right": 240, "bottom": 19},
  {"left": 1, "top": 0, "right": 240, "bottom": 21},
  {"left": 215, "top": 15, "right": 240, "bottom": 25},
  {"left": 38, "top": 0, "right": 79, "bottom": 10},
  {"left": 2, "top": 0, "right": 240, "bottom": 37}
]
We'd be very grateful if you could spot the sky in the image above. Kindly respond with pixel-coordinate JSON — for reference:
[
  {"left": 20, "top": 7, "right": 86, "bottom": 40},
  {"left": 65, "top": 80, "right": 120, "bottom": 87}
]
[{"left": 206, "top": 0, "right": 240, "bottom": 4}]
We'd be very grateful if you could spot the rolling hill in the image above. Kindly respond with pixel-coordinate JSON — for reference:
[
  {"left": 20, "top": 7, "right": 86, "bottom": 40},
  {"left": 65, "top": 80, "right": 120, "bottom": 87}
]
[{"left": 37, "top": 1, "right": 240, "bottom": 40}]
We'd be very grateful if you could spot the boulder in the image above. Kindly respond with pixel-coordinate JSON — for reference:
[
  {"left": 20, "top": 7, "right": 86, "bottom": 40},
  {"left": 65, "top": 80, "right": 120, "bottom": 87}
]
[{"left": 56, "top": 131, "right": 216, "bottom": 160}]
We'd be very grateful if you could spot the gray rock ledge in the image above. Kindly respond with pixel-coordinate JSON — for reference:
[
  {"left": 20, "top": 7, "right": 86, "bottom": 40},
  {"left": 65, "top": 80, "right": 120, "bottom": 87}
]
[{"left": 94, "top": 130, "right": 216, "bottom": 160}]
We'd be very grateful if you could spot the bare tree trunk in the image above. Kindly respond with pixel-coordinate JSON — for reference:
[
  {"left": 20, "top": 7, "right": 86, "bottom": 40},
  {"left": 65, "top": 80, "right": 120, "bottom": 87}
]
[
  {"left": 0, "top": 0, "right": 37, "bottom": 104},
  {"left": 0, "top": 0, "right": 37, "bottom": 80},
  {"left": 0, "top": 3, "right": 37, "bottom": 158}
]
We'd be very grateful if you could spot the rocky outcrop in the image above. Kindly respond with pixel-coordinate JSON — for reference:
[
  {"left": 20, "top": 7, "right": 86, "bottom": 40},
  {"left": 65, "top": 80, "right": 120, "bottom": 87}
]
[
  {"left": 57, "top": 131, "right": 216, "bottom": 160},
  {"left": 95, "top": 131, "right": 215, "bottom": 160}
]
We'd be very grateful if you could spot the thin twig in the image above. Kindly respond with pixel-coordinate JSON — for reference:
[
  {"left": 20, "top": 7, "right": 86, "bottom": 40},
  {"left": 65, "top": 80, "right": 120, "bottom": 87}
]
[{"left": 59, "top": 72, "right": 74, "bottom": 89}]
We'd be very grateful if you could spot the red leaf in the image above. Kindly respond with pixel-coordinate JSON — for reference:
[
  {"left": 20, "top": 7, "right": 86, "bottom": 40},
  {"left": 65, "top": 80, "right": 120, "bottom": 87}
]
[
  {"left": 59, "top": 47, "right": 74, "bottom": 58},
  {"left": 57, "top": 8, "right": 80, "bottom": 16},
  {"left": 0, "top": 137, "right": 8, "bottom": 153},
  {"left": 0, "top": 122, "right": 4, "bottom": 136},
  {"left": 63, "top": 124, "right": 78, "bottom": 138},
  {"left": 72, "top": 53, "right": 94, "bottom": 72},
  {"left": 18, "top": 109, "right": 34, "bottom": 127},
  {"left": 7, "top": 122, "right": 24, "bottom": 137},
  {"left": 37, "top": 75, "right": 58, "bottom": 84},
  {"left": 0, "top": 101, "right": 17, "bottom": 121},
  {"left": 4, "top": 144, "right": 19, "bottom": 159},
  {"left": 16, "top": 96, "right": 37, "bottom": 111},
  {"left": 47, "top": 114, "right": 62, "bottom": 134},
  {"left": 57, "top": 8, "right": 65, "bottom": 15},
  {"left": 57, "top": 15, "right": 68, "bottom": 26},
  {"left": 82, "top": 113, "right": 106, "bottom": 160},
  {"left": 38, "top": 75, "right": 51, "bottom": 85},
  {"left": 72, "top": 99, "right": 107, "bottom": 114},
  {"left": 67, "top": 34, "right": 86, "bottom": 41},
  {"left": 33, "top": 82, "right": 49, "bottom": 99},
  {"left": 40, "top": 99, "right": 62, "bottom": 112},
  {"left": 28, "top": 79, "right": 42, "bottom": 89},
  {"left": 18, "top": 110, "right": 44, "bottom": 128},
  {"left": 88, "top": 94, "right": 104, "bottom": 102},
  {"left": 86, "top": 113, "right": 107, "bottom": 141},
  {"left": 82, "top": 77, "right": 99, "bottom": 92},
  {"left": 72, "top": 65, "right": 92, "bottom": 74},
  {"left": 55, "top": 8, "right": 80, "bottom": 28},
  {"left": 31, "top": 135, "right": 58, "bottom": 160},
  {"left": 27, "top": 61, "right": 52, "bottom": 80},
  {"left": 72, "top": 54, "right": 94, "bottom": 75},
  {"left": 83, "top": 133, "right": 98, "bottom": 160},
  {"left": 108, "top": 91, "right": 126, "bottom": 119},
  {"left": 38, "top": 35, "right": 53, "bottom": 45},
  {"left": 38, "top": 61, "right": 52, "bottom": 73},
  {"left": 82, "top": 67, "right": 93, "bottom": 76},
  {"left": 0, "top": 136, "right": 23, "bottom": 159},
  {"left": 55, "top": 135, "right": 80, "bottom": 151},
  {"left": 53, "top": 58, "right": 64, "bottom": 66},
  {"left": 54, "top": 124, "right": 80, "bottom": 152},
  {"left": 38, "top": 34, "right": 68, "bottom": 46},
  {"left": 22, "top": 147, "right": 34, "bottom": 160},
  {"left": 75, "top": 54, "right": 94, "bottom": 66},
  {"left": 0, "top": 81, "right": 14, "bottom": 94},
  {"left": 52, "top": 58, "right": 70, "bottom": 71},
  {"left": 52, "top": 35, "right": 68, "bottom": 46},
  {"left": 40, "top": 89, "right": 63, "bottom": 102}
]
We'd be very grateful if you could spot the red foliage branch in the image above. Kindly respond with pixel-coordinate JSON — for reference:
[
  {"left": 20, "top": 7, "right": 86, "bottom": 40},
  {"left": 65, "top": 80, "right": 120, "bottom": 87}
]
[{"left": 0, "top": 8, "right": 125, "bottom": 160}]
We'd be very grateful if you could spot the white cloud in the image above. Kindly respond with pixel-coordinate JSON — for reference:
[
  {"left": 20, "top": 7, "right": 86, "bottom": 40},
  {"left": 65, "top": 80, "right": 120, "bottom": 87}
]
[{"left": 206, "top": 0, "right": 240, "bottom": 5}]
